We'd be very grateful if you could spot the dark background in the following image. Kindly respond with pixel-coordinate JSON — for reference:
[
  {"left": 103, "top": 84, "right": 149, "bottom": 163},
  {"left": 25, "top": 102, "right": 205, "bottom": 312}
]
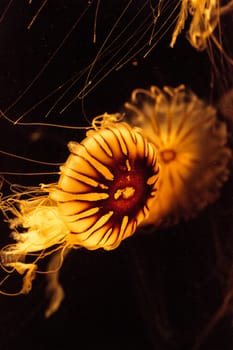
[{"left": 0, "top": 1, "right": 233, "bottom": 349}]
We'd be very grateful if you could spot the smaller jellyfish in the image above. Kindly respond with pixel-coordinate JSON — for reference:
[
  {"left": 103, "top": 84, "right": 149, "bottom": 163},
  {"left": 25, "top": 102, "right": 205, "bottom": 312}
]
[
  {"left": 124, "top": 84, "right": 232, "bottom": 227},
  {"left": 170, "top": 0, "right": 233, "bottom": 51},
  {"left": 0, "top": 119, "right": 160, "bottom": 315}
]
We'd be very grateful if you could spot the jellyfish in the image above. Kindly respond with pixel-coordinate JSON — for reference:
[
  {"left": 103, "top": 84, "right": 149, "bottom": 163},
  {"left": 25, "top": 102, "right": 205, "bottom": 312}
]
[
  {"left": 170, "top": 0, "right": 233, "bottom": 50},
  {"left": 0, "top": 118, "right": 160, "bottom": 316},
  {"left": 0, "top": 84, "right": 231, "bottom": 320},
  {"left": 125, "top": 84, "right": 232, "bottom": 227},
  {"left": 0, "top": 4, "right": 233, "bottom": 350}
]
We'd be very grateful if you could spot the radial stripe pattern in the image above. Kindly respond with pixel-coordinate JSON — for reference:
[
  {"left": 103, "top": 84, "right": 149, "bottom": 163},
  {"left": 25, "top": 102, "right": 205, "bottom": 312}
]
[{"left": 51, "top": 122, "right": 159, "bottom": 250}]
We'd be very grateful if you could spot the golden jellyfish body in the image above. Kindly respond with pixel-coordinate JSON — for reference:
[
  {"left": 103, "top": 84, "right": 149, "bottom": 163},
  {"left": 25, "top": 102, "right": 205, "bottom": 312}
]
[
  {"left": 51, "top": 121, "right": 159, "bottom": 250},
  {"left": 125, "top": 85, "right": 232, "bottom": 227},
  {"left": 0, "top": 121, "right": 159, "bottom": 298}
]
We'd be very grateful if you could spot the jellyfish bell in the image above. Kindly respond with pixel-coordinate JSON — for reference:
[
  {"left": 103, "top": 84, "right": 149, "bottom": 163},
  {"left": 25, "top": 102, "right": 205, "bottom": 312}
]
[
  {"left": 0, "top": 117, "right": 160, "bottom": 306},
  {"left": 124, "top": 84, "right": 232, "bottom": 227},
  {"left": 50, "top": 119, "right": 160, "bottom": 250}
]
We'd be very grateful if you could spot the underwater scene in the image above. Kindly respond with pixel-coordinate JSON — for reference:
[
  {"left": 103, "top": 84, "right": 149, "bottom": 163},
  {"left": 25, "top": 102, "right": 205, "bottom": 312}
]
[{"left": 0, "top": 1, "right": 233, "bottom": 349}]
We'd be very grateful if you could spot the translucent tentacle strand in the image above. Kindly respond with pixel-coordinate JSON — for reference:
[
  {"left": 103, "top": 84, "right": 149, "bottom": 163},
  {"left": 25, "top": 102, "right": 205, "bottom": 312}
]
[{"left": 0, "top": 116, "right": 160, "bottom": 301}]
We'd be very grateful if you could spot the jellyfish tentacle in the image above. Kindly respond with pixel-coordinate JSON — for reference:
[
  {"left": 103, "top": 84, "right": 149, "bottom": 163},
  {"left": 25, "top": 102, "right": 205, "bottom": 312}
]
[
  {"left": 170, "top": 0, "right": 233, "bottom": 51},
  {"left": 52, "top": 119, "right": 160, "bottom": 250},
  {"left": 0, "top": 117, "right": 160, "bottom": 297}
]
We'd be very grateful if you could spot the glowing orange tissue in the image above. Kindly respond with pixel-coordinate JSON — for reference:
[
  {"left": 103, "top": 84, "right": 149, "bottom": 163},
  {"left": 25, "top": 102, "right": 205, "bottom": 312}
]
[
  {"left": 0, "top": 119, "right": 160, "bottom": 315},
  {"left": 125, "top": 85, "right": 232, "bottom": 227}
]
